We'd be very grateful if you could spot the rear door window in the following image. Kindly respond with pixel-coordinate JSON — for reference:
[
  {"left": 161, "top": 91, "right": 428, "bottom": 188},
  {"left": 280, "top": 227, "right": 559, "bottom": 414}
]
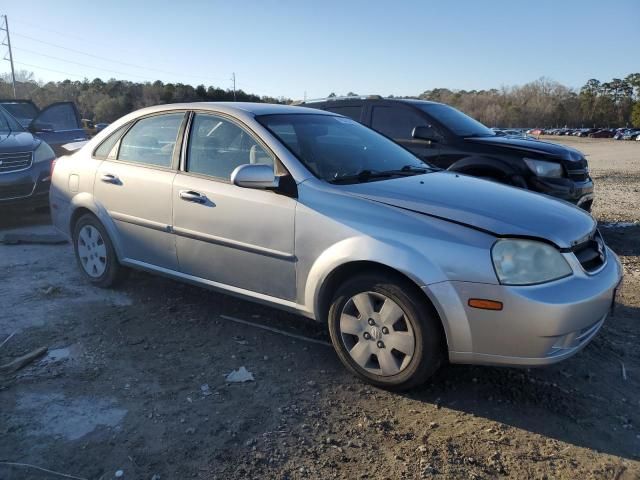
[
  {"left": 371, "top": 106, "right": 428, "bottom": 140},
  {"left": 117, "top": 113, "right": 185, "bottom": 168}
]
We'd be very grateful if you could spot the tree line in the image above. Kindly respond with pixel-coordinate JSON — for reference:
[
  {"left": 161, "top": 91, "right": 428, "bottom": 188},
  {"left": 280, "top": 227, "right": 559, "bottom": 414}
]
[
  {"left": 415, "top": 74, "right": 640, "bottom": 128},
  {"left": 1, "top": 70, "right": 639, "bottom": 128}
]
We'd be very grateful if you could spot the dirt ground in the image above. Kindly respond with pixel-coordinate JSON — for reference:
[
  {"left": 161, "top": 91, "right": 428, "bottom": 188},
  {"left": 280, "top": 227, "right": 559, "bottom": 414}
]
[{"left": 0, "top": 137, "right": 639, "bottom": 480}]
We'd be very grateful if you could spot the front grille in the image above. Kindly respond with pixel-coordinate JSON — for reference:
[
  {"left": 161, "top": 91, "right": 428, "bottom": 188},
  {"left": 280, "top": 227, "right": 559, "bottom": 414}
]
[
  {"left": 0, "top": 183, "right": 34, "bottom": 200},
  {"left": 0, "top": 151, "right": 33, "bottom": 174},
  {"left": 566, "top": 157, "right": 590, "bottom": 182},
  {"left": 567, "top": 169, "right": 589, "bottom": 182},
  {"left": 573, "top": 230, "right": 606, "bottom": 272}
]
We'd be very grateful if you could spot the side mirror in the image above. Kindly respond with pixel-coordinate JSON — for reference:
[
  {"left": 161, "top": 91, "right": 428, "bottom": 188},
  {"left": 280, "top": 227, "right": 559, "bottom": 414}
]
[
  {"left": 412, "top": 125, "right": 439, "bottom": 142},
  {"left": 231, "top": 164, "right": 279, "bottom": 189}
]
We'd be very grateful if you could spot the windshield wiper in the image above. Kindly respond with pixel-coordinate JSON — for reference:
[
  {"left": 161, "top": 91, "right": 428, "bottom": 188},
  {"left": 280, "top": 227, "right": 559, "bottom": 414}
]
[{"left": 330, "top": 165, "right": 429, "bottom": 184}]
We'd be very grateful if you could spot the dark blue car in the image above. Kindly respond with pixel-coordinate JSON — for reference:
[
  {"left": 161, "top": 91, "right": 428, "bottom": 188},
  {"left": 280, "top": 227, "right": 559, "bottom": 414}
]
[
  {"left": 0, "top": 100, "right": 88, "bottom": 157},
  {"left": 0, "top": 105, "right": 57, "bottom": 209}
]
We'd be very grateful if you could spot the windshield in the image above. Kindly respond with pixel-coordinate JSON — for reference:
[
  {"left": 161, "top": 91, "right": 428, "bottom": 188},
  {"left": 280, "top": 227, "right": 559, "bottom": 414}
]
[
  {"left": 0, "top": 106, "right": 25, "bottom": 132},
  {"left": 0, "top": 102, "right": 39, "bottom": 127},
  {"left": 256, "top": 114, "right": 432, "bottom": 183},
  {"left": 419, "top": 103, "right": 495, "bottom": 137}
]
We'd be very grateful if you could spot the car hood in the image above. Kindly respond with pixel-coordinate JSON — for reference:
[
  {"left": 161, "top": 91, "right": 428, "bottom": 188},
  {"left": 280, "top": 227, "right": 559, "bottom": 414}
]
[
  {"left": 340, "top": 171, "right": 596, "bottom": 249},
  {"left": 466, "top": 135, "right": 585, "bottom": 161},
  {"left": 0, "top": 131, "right": 40, "bottom": 152}
]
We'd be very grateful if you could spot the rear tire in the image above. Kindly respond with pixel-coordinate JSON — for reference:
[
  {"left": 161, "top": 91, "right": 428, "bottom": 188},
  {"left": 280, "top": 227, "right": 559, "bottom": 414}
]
[
  {"left": 72, "top": 214, "right": 127, "bottom": 288},
  {"left": 327, "top": 273, "right": 444, "bottom": 390}
]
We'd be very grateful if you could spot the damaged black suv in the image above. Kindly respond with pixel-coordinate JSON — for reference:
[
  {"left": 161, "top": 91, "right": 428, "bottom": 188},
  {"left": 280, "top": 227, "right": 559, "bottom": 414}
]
[{"left": 303, "top": 97, "right": 594, "bottom": 211}]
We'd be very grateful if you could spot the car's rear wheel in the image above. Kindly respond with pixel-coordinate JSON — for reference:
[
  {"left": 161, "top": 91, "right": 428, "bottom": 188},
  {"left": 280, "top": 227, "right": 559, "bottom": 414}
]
[
  {"left": 328, "top": 273, "right": 444, "bottom": 390},
  {"left": 72, "top": 214, "right": 126, "bottom": 288}
]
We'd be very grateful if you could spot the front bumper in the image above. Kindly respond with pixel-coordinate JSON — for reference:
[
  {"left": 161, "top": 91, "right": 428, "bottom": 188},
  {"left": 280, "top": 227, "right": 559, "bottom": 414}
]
[
  {"left": 528, "top": 176, "right": 594, "bottom": 211},
  {"left": 0, "top": 160, "right": 51, "bottom": 209},
  {"left": 424, "top": 247, "right": 623, "bottom": 366}
]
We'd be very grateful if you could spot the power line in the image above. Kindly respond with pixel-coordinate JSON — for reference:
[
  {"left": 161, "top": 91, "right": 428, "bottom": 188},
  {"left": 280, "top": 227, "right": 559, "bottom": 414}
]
[
  {"left": 13, "top": 60, "right": 87, "bottom": 78},
  {"left": 11, "top": 31, "right": 228, "bottom": 85},
  {"left": 12, "top": 46, "right": 160, "bottom": 81}
]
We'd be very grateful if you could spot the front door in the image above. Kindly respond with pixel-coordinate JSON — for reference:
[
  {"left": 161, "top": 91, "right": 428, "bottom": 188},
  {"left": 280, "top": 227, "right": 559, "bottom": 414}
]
[
  {"left": 368, "top": 104, "right": 441, "bottom": 165},
  {"left": 30, "top": 102, "right": 88, "bottom": 156},
  {"left": 172, "top": 112, "right": 297, "bottom": 300},
  {"left": 93, "top": 112, "right": 187, "bottom": 270}
]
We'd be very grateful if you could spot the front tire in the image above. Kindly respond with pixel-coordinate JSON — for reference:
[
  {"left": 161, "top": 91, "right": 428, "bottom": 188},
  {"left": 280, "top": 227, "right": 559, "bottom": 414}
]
[
  {"left": 327, "top": 273, "right": 444, "bottom": 390},
  {"left": 72, "top": 214, "right": 127, "bottom": 288}
]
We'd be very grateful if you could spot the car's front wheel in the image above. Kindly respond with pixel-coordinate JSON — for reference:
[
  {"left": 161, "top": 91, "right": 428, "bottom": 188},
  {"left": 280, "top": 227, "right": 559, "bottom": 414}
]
[
  {"left": 72, "top": 214, "right": 127, "bottom": 288},
  {"left": 328, "top": 273, "right": 444, "bottom": 390}
]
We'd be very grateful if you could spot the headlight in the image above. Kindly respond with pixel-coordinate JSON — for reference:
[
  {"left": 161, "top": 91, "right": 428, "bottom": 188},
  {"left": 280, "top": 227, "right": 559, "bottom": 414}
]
[
  {"left": 523, "top": 158, "right": 563, "bottom": 178},
  {"left": 491, "top": 239, "right": 572, "bottom": 285},
  {"left": 34, "top": 141, "right": 56, "bottom": 163}
]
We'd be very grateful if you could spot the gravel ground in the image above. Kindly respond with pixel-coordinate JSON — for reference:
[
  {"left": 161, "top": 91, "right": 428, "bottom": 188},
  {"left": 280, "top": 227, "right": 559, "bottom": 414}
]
[{"left": 0, "top": 137, "right": 639, "bottom": 480}]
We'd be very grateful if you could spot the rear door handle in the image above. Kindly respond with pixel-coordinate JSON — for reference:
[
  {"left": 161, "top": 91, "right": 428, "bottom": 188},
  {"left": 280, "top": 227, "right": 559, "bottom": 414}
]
[
  {"left": 100, "top": 173, "right": 120, "bottom": 184},
  {"left": 179, "top": 190, "right": 207, "bottom": 204}
]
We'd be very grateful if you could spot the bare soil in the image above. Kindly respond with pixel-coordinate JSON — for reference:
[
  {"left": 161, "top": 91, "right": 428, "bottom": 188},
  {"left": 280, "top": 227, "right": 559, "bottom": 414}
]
[{"left": 1, "top": 137, "right": 639, "bottom": 480}]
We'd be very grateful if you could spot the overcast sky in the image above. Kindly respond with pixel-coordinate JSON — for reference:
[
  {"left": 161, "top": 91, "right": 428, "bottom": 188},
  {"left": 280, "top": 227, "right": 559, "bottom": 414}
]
[{"left": 2, "top": 0, "right": 638, "bottom": 99}]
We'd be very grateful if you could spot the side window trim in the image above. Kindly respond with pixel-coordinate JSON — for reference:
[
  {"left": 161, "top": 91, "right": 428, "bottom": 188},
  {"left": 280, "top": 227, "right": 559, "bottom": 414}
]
[
  {"left": 108, "top": 111, "right": 188, "bottom": 171},
  {"left": 92, "top": 123, "right": 132, "bottom": 160},
  {"left": 182, "top": 110, "right": 281, "bottom": 184}
]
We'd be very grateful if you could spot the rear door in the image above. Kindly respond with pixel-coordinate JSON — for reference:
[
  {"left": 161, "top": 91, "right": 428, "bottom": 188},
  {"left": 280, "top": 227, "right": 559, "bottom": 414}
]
[
  {"left": 93, "top": 112, "right": 188, "bottom": 271},
  {"left": 368, "top": 103, "right": 441, "bottom": 165},
  {"left": 30, "top": 102, "right": 87, "bottom": 156}
]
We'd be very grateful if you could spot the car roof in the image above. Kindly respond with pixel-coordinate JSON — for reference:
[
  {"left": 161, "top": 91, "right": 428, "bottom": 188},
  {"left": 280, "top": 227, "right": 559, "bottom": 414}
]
[
  {"left": 130, "top": 102, "right": 332, "bottom": 117},
  {"left": 302, "top": 97, "right": 444, "bottom": 107}
]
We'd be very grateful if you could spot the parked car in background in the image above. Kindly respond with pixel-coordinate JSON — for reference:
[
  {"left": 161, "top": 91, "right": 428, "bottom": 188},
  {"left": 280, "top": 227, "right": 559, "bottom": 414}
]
[
  {"left": 588, "top": 129, "right": 615, "bottom": 138},
  {"left": 614, "top": 129, "right": 630, "bottom": 140},
  {"left": 577, "top": 128, "right": 598, "bottom": 137},
  {"left": 303, "top": 96, "right": 595, "bottom": 210},
  {"left": 95, "top": 123, "right": 109, "bottom": 133},
  {"left": 50, "top": 102, "right": 622, "bottom": 390},
  {"left": 622, "top": 130, "right": 640, "bottom": 141},
  {"left": 0, "top": 105, "right": 56, "bottom": 210},
  {"left": 0, "top": 100, "right": 88, "bottom": 156}
]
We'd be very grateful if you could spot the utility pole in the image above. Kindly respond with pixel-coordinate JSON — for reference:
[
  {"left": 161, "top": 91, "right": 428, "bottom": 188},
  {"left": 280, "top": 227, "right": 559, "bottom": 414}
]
[
  {"left": 231, "top": 72, "right": 236, "bottom": 101},
  {"left": 1, "top": 15, "right": 16, "bottom": 98}
]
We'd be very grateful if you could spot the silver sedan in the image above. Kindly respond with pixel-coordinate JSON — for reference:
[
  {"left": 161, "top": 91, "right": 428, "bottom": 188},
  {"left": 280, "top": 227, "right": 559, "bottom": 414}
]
[{"left": 50, "top": 103, "right": 622, "bottom": 390}]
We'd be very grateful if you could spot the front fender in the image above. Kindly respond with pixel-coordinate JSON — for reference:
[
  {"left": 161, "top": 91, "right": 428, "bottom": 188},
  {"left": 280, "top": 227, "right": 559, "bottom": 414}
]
[{"left": 304, "top": 235, "right": 446, "bottom": 320}]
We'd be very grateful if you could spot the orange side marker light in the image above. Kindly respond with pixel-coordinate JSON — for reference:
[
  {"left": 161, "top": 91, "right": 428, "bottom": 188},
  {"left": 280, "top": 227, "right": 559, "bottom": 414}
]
[{"left": 468, "top": 299, "right": 503, "bottom": 311}]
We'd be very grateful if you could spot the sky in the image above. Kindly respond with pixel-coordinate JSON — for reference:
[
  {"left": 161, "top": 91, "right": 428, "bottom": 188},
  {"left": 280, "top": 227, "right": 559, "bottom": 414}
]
[{"left": 1, "top": 0, "right": 638, "bottom": 100}]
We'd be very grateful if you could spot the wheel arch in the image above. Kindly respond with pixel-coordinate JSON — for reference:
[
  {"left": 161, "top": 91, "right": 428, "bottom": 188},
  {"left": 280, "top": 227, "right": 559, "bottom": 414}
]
[
  {"left": 69, "top": 194, "right": 124, "bottom": 260},
  {"left": 314, "top": 260, "right": 450, "bottom": 352},
  {"left": 447, "top": 156, "right": 527, "bottom": 188}
]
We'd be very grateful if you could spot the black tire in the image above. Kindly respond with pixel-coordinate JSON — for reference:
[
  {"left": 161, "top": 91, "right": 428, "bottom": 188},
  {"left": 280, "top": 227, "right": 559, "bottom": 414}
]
[
  {"left": 72, "top": 213, "right": 127, "bottom": 288},
  {"left": 327, "top": 273, "right": 444, "bottom": 391}
]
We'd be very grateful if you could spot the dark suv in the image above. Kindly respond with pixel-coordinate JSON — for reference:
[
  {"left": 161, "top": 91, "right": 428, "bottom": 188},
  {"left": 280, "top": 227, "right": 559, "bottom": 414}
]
[{"left": 303, "top": 97, "right": 594, "bottom": 211}]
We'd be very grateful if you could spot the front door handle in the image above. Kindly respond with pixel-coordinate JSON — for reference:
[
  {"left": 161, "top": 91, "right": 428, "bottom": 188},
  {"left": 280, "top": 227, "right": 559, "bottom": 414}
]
[
  {"left": 179, "top": 190, "right": 207, "bottom": 204},
  {"left": 100, "top": 173, "right": 120, "bottom": 184}
]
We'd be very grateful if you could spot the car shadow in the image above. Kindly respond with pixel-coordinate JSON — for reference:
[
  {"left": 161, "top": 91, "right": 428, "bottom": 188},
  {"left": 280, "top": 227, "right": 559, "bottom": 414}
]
[
  {"left": 401, "top": 301, "right": 640, "bottom": 461},
  {"left": 600, "top": 223, "right": 640, "bottom": 257}
]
